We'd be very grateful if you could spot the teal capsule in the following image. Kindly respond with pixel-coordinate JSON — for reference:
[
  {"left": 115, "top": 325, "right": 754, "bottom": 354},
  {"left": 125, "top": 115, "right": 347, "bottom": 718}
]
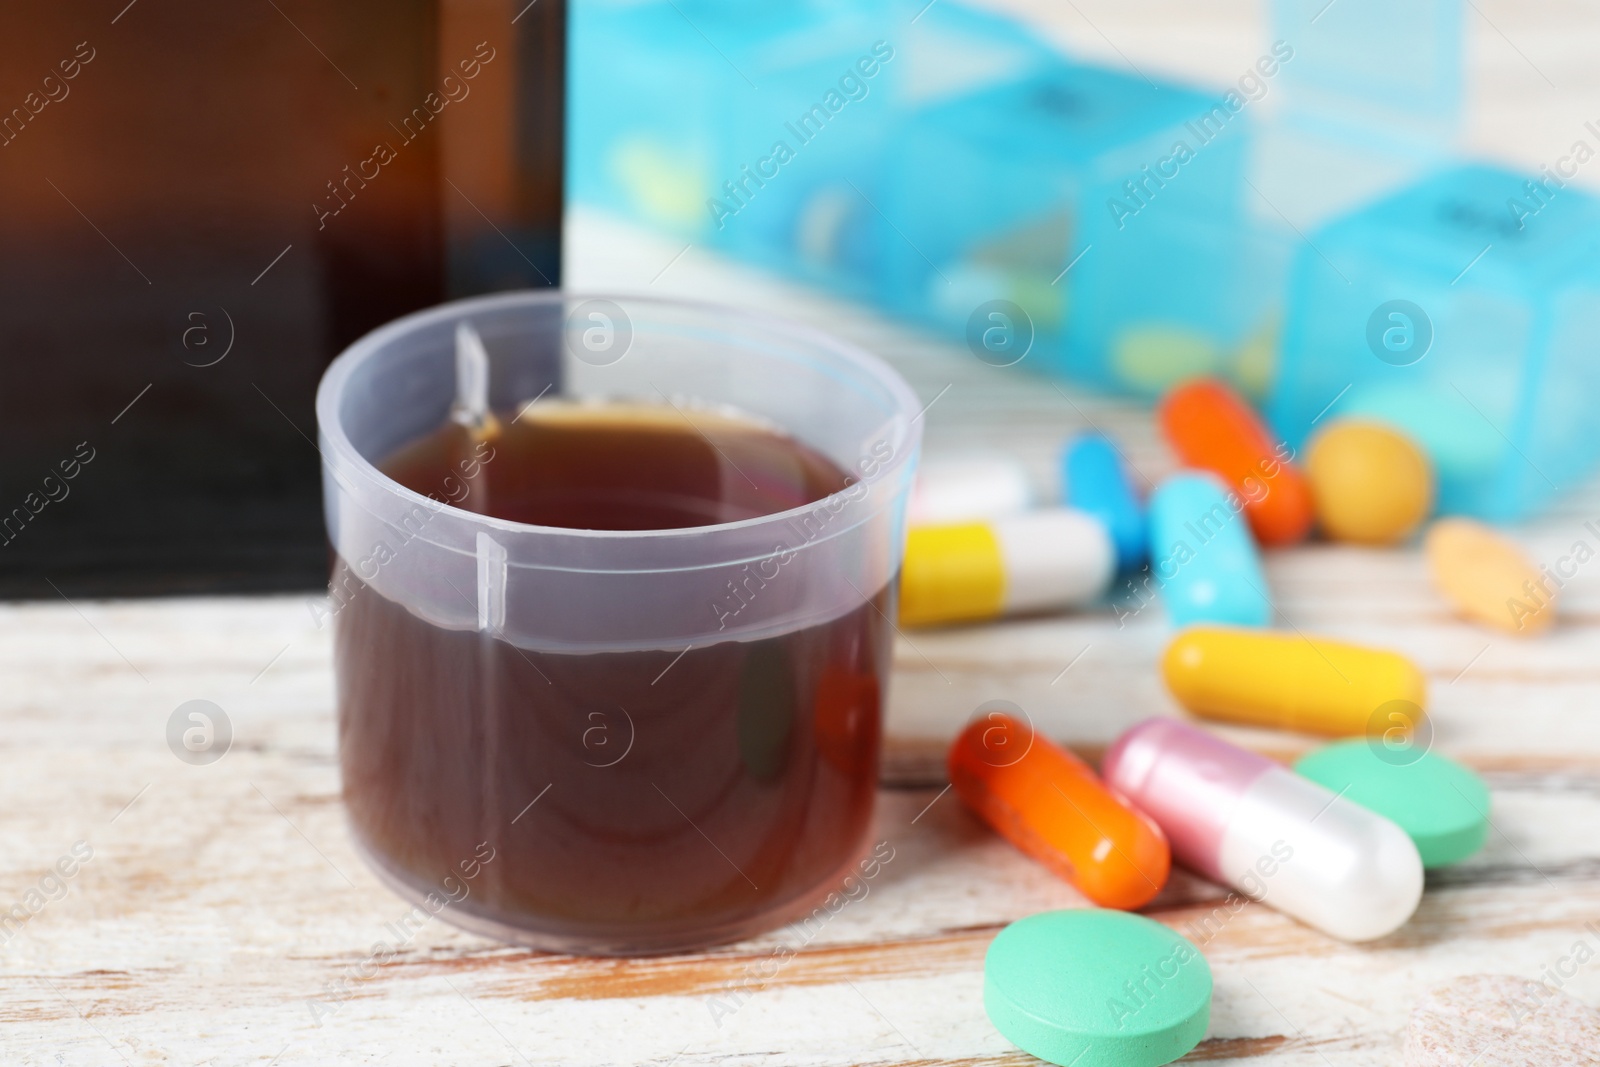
[
  {"left": 1063, "top": 434, "right": 1145, "bottom": 571},
  {"left": 1147, "top": 473, "right": 1271, "bottom": 628}
]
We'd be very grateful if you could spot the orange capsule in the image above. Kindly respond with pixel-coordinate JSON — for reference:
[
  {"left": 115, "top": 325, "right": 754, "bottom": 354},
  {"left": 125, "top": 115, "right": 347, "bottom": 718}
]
[
  {"left": 948, "top": 712, "right": 1170, "bottom": 909},
  {"left": 1159, "top": 378, "right": 1314, "bottom": 546}
]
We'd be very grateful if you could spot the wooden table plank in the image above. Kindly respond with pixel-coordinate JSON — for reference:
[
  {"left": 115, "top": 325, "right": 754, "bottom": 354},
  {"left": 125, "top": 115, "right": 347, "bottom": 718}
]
[{"left": 3, "top": 678, "right": 1599, "bottom": 1067}]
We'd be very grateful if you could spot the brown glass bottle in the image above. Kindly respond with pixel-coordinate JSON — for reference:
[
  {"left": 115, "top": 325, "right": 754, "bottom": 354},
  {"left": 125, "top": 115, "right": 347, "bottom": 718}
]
[{"left": 0, "top": 0, "right": 564, "bottom": 596}]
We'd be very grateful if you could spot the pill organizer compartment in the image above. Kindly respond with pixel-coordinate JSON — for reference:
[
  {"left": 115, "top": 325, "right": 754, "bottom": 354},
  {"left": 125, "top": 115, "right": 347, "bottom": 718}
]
[
  {"left": 1246, "top": 0, "right": 1464, "bottom": 391},
  {"left": 1260, "top": 0, "right": 1463, "bottom": 219},
  {"left": 1270, "top": 163, "right": 1600, "bottom": 522},
  {"left": 568, "top": 0, "right": 858, "bottom": 245},
  {"left": 567, "top": 0, "right": 1054, "bottom": 291},
  {"left": 1270, "top": 0, "right": 1462, "bottom": 142},
  {"left": 868, "top": 62, "right": 1266, "bottom": 396},
  {"left": 767, "top": 0, "right": 1062, "bottom": 294}
]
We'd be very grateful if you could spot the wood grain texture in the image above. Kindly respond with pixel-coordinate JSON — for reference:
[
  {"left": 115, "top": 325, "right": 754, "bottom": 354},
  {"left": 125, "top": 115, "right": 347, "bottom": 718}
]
[
  {"left": 4, "top": 437, "right": 1599, "bottom": 1067},
  {"left": 7, "top": 0, "right": 1600, "bottom": 1062}
]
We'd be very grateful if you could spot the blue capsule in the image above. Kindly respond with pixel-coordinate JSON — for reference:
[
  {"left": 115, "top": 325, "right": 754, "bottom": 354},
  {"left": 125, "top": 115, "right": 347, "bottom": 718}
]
[
  {"left": 1062, "top": 434, "right": 1146, "bottom": 571},
  {"left": 1146, "top": 473, "right": 1271, "bottom": 628}
]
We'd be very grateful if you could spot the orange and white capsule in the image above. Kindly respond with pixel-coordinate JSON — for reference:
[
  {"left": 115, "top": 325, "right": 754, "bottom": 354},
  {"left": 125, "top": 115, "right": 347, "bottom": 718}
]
[{"left": 949, "top": 711, "right": 1170, "bottom": 910}]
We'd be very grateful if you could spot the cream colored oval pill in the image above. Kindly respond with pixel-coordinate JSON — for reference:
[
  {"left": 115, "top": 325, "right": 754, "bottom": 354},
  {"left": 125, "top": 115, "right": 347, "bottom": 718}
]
[
  {"left": 1307, "top": 420, "right": 1433, "bottom": 545},
  {"left": 1424, "top": 518, "right": 1554, "bottom": 635}
]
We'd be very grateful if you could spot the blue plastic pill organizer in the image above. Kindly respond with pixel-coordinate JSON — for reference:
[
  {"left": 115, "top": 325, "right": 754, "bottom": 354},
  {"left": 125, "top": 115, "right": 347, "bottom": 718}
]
[
  {"left": 567, "top": 0, "right": 1056, "bottom": 289},
  {"left": 1270, "top": 163, "right": 1600, "bottom": 522},
  {"left": 570, "top": 0, "right": 1277, "bottom": 396},
  {"left": 570, "top": 1, "right": 1600, "bottom": 523},
  {"left": 744, "top": 0, "right": 1064, "bottom": 292},
  {"left": 867, "top": 62, "right": 1271, "bottom": 395},
  {"left": 1245, "top": 0, "right": 1465, "bottom": 407},
  {"left": 568, "top": 0, "right": 893, "bottom": 252}
]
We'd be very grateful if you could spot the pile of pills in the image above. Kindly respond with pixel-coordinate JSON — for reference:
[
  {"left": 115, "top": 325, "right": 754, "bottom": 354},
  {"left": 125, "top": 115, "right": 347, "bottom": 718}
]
[
  {"left": 902, "top": 376, "right": 1551, "bottom": 637},
  {"left": 907, "top": 377, "right": 1538, "bottom": 1067}
]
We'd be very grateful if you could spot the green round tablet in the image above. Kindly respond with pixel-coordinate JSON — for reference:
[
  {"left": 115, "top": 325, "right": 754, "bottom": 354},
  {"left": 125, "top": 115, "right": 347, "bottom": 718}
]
[
  {"left": 1294, "top": 739, "right": 1489, "bottom": 868},
  {"left": 984, "top": 910, "right": 1211, "bottom": 1067}
]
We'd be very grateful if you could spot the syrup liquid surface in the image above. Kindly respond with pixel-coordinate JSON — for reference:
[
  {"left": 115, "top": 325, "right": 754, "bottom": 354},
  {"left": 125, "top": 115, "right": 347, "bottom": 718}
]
[{"left": 334, "top": 401, "right": 890, "bottom": 950}]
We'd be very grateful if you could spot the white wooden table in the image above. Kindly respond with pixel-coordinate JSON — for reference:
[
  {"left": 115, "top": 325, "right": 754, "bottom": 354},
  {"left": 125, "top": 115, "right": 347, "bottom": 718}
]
[{"left": 7, "top": 2, "right": 1600, "bottom": 1063}]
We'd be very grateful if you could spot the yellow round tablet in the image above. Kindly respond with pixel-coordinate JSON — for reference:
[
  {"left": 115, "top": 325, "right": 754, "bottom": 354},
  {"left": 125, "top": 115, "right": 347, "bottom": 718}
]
[
  {"left": 1306, "top": 420, "right": 1434, "bottom": 545},
  {"left": 1424, "top": 518, "right": 1554, "bottom": 635}
]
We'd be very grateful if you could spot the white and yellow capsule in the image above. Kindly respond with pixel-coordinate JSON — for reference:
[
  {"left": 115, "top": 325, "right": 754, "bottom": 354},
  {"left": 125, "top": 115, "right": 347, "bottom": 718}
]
[{"left": 899, "top": 509, "right": 1113, "bottom": 627}]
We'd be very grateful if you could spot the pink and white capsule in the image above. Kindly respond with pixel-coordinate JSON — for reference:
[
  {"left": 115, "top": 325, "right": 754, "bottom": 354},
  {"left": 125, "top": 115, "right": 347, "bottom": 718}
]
[{"left": 1101, "top": 718, "right": 1423, "bottom": 942}]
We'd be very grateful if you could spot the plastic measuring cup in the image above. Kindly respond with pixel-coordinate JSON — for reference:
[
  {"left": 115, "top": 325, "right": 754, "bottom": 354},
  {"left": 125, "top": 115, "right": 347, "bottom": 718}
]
[{"left": 316, "top": 292, "right": 922, "bottom": 955}]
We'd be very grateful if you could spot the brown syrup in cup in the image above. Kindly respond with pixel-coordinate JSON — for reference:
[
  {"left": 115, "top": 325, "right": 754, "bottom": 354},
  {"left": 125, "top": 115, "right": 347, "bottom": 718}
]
[{"left": 334, "top": 402, "right": 890, "bottom": 953}]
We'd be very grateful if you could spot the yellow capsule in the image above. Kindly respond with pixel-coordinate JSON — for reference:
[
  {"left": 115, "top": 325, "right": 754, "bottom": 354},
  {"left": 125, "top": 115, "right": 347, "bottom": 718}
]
[
  {"left": 1307, "top": 420, "right": 1434, "bottom": 545},
  {"left": 1162, "top": 626, "right": 1428, "bottom": 736},
  {"left": 898, "top": 510, "right": 1113, "bottom": 627},
  {"left": 1425, "top": 518, "right": 1555, "bottom": 635},
  {"left": 899, "top": 523, "right": 1007, "bottom": 626}
]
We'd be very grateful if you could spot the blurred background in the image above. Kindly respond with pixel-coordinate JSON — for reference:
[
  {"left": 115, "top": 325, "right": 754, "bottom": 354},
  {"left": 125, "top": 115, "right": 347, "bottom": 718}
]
[
  {"left": 565, "top": 0, "right": 1600, "bottom": 529},
  {"left": 0, "top": 0, "right": 564, "bottom": 596},
  {"left": 2, "top": 0, "right": 1595, "bottom": 596}
]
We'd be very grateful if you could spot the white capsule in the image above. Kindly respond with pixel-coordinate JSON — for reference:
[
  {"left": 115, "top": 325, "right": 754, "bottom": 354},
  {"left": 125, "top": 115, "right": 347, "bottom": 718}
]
[
  {"left": 909, "top": 456, "right": 1033, "bottom": 526},
  {"left": 1219, "top": 766, "right": 1424, "bottom": 942}
]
